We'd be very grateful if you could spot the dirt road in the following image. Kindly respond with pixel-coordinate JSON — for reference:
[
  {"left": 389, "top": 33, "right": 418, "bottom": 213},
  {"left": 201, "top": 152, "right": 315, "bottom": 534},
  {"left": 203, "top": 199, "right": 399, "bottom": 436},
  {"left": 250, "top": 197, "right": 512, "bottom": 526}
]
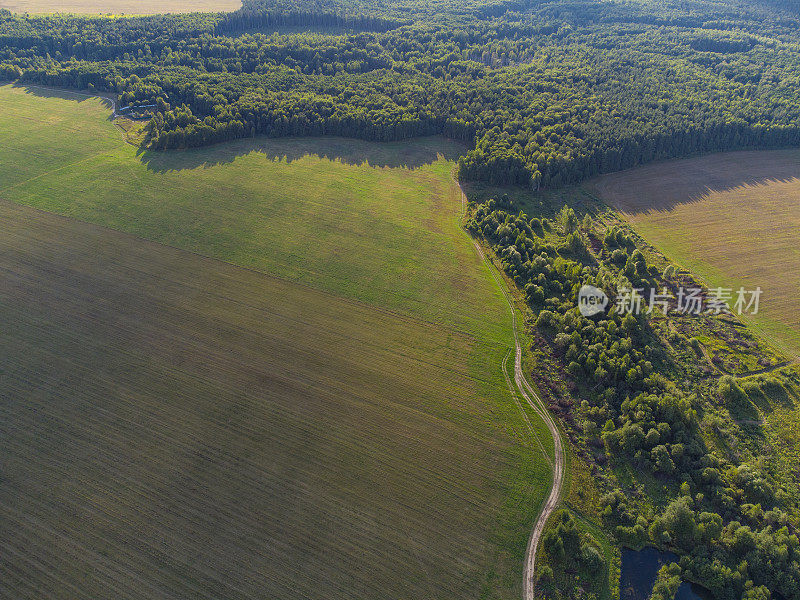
[{"left": 457, "top": 181, "right": 565, "bottom": 600}]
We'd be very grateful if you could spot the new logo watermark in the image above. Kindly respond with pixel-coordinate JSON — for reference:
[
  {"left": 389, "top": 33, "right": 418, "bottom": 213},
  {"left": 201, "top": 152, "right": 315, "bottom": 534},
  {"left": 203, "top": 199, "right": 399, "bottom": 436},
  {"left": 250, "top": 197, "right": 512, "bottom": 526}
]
[
  {"left": 576, "top": 286, "right": 762, "bottom": 317},
  {"left": 578, "top": 285, "right": 609, "bottom": 317}
]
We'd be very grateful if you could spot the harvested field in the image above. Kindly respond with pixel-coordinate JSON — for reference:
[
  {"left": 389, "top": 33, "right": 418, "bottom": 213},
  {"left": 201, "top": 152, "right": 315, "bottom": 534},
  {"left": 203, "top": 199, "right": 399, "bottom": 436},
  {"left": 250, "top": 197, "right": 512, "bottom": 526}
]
[
  {"left": 0, "top": 0, "right": 240, "bottom": 14},
  {"left": 590, "top": 149, "right": 800, "bottom": 358},
  {"left": 0, "top": 201, "right": 548, "bottom": 599}
]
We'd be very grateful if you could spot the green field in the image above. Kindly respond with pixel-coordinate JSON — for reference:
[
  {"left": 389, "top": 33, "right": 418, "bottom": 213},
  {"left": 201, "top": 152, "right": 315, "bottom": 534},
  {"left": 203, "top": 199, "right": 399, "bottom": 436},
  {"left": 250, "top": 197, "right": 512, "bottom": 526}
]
[
  {"left": 0, "top": 84, "right": 552, "bottom": 598},
  {"left": 0, "top": 0, "right": 240, "bottom": 14},
  {"left": 590, "top": 150, "right": 800, "bottom": 359},
  {"left": 1, "top": 85, "right": 500, "bottom": 338}
]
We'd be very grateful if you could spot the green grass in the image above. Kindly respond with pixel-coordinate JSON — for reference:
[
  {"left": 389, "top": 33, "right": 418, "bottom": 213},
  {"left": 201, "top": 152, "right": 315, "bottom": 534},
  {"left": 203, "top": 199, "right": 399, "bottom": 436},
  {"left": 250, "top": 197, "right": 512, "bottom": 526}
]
[
  {"left": 0, "top": 84, "right": 504, "bottom": 340},
  {"left": 0, "top": 83, "right": 554, "bottom": 598},
  {"left": 741, "top": 369, "right": 800, "bottom": 509}
]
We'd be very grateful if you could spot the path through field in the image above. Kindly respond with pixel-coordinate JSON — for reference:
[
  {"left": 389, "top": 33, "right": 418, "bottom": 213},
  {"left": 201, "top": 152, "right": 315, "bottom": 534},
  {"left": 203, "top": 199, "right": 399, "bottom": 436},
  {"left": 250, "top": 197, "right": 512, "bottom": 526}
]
[
  {"left": 0, "top": 83, "right": 555, "bottom": 599},
  {"left": 457, "top": 182, "right": 565, "bottom": 600},
  {"left": 0, "top": 200, "right": 531, "bottom": 599}
]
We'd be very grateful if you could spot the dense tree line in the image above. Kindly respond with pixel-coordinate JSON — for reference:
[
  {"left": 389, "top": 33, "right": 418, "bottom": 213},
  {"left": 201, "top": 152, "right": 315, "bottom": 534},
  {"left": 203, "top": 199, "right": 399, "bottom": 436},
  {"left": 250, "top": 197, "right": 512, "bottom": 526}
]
[
  {"left": 466, "top": 197, "right": 800, "bottom": 598},
  {"left": 215, "top": 8, "right": 408, "bottom": 35},
  {"left": 3, "top": 0, "right": 800, "bottom": 186}
]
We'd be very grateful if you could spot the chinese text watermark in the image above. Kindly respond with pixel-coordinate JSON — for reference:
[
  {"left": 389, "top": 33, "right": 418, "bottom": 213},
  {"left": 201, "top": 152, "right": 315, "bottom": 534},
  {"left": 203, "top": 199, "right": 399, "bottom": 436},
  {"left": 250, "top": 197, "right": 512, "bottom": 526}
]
[{"left": 584, "top": 286, "right": 762, "bottom": 316}]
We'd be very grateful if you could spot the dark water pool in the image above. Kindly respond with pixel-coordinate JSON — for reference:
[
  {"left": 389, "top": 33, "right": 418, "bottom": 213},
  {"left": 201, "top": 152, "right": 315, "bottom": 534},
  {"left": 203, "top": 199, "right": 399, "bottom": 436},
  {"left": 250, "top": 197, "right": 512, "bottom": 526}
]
[{"left": 620, "top": 547, "right": 707, "bottom": 600}]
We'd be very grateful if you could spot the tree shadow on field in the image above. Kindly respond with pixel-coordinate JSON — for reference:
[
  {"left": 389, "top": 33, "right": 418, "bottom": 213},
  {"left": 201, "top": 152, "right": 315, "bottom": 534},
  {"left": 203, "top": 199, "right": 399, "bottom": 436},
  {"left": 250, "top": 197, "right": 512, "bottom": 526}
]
[
  {"left": 589, "top": 148, "right": 800, "bottom": 214},
  {"left": 16, "top": 83, "right": 118, "bottom": 122},
  {"left": 134, "top": 135, "right": 465, "bottom": 173},
  {"left": 10, "top": 83, "right": 464, "bottom": 169}
]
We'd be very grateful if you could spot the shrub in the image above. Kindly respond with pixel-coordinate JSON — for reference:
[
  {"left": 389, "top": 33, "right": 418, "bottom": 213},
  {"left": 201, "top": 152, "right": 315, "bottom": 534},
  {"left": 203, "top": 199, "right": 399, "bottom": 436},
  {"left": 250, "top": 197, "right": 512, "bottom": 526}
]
[
  {"left": 0, "top": 63, "right": 22, "bottom": 81},
  {"left": 651, "top": 563, "right": 682, "bottom": 600},
  {"left": 537, "top": 565, "right": 554, "bottom": 584},
  {"left": 718, "top": 375, "right": 748, "bottom": 405},
  {"left": 579, "top": 543, "right": 605, "bottom": 574}
]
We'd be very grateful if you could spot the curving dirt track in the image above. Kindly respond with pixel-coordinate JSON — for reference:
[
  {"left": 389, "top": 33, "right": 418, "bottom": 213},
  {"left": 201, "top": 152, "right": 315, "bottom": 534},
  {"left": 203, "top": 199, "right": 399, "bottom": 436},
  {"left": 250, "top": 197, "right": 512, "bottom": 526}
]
[{"left": 457, "top": 181, "right": 565, "bottom": 600}]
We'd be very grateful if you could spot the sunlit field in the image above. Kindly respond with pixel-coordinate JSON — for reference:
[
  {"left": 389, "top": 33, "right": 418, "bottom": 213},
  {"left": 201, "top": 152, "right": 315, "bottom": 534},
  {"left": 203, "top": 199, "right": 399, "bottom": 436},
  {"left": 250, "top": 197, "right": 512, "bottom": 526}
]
[
  {"left": 0, "top": 0, "right": 240, "bottom": 14},
  {"left": 591, "top": 149, "right": 800, "bottom": 359},
  {"left": 0, "top": 83, "right": 552, "bottom": 599}
]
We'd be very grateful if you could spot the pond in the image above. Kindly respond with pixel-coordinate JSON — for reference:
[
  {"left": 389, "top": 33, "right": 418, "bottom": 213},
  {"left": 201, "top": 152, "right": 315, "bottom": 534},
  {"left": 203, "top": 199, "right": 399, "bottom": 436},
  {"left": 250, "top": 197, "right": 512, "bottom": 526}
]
[{"left": 620, "top": 546, "right": 708, "bottom": 600}]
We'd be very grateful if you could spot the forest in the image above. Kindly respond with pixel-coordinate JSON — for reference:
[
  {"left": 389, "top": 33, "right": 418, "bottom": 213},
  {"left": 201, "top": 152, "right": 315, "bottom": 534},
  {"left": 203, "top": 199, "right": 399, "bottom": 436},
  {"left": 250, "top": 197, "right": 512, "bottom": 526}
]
[
  {"left": 3, "top": 0, "right": 800, "bottom": 597},
  {"left": 466, "top": 197, "right": 800, "bottom": 599},
  {"left": 2, "top": 0, "right": 800, "bottom": 187}
]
